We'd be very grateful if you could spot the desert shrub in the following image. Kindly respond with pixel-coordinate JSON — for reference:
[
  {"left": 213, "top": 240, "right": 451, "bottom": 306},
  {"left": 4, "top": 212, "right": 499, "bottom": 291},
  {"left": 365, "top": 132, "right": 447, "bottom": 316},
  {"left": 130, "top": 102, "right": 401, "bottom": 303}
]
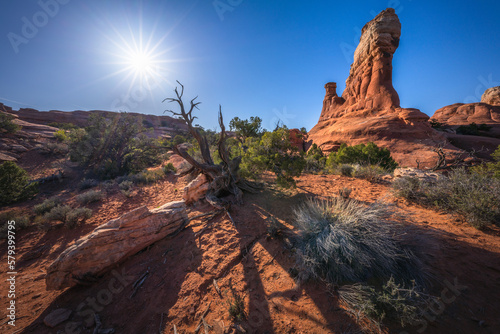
[
  {"left": 34, "top": 197, "right": 62, "bottom": 215},
  {"left": 456, "top": 122, "right": 491, "bottom": 136},
  {"left": 472, "top": 145, "right": 500, "bottom": 179},
  {"left": 0, "top": 161, "right": 38, "bottom": 206},
  {"left": 391, "top": 177, "right": 422, "bottom": 200},
  {"left": 76, "top": 190, "right": 103, "bottom": 205},
  {"left": 339, "top": 278, "right": 432, "bottom": 328},
  {"left": 65, "top": 207, "right": 92, "bottom": 228},
  {"left": 41, "top": 205, "right": 92, "bottom": 228},
  {"left": 130, "top": 168, "right": 166, "bottom": 184},
  {"left": 67, "top": 113, "right": 165, "bottom": 179},
  {"left": 392, "top": 168, "right": 500, "bottom": 228},
  {"left": 0, "top": 211, "right": 30, "bottom": 238},
  {"left": 54, "top": 129, "right": 68, "bottom": 142},
  {"left": 42, "top": 205, "right": 72, "bottom": 222},
  {"left": 339, "top": 164, "right": 354, "bottom": 176},
  {"left": 240, "top": 125, "right": 305, "bottom": 188},
  {"left": 429, "top": 120, "right": 443, "bottom": 129},
  {"left": 293, "top": 197, "right": 423, "bottom": 285},
  {"left": 304, "top": 143, "right": 326, "bottom": 173},
  {"left": 79, "top": 178, "right": 100, "bottom": 190},
  {"left": 163, "top": 162, "right": 177, "bottom": 174},
  {"left": 352, "top": 164, "right": 387, "bottom": 182},
  {"left": 48, "top": 122, "right": 79, "bottom": 130},
  {"left": 42, "top": 142, "right": 68, "bottom": 156},
  {"left": 0, "top": 113, "right": 21, "bottom": 134},
  {"left": 119, "top": 180, "right": 134, "bottom": 197},
  {"left": 326, "top": 142, "right": 398, "bottom": 172}
]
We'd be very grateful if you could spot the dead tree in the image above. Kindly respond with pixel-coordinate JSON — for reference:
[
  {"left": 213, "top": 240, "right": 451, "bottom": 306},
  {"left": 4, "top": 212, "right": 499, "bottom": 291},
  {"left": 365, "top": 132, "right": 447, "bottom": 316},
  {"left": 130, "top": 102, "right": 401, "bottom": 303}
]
[{"left": 163, "top": 81, "right": 257, "bottom": 209}]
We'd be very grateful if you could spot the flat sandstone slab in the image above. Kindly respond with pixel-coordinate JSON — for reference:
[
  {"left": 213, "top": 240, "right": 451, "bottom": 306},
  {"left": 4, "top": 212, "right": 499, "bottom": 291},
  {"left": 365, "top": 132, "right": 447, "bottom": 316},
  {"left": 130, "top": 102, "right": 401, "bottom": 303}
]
[{"left": 46, "top": 201, "right": 187, "bottom": 290}]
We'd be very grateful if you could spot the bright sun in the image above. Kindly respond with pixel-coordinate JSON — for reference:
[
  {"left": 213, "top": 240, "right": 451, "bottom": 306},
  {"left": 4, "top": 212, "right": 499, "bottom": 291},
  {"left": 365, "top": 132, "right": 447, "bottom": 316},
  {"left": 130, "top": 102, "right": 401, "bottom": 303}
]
[{"left": 126, "top": 50, "right": 154, "bottom": 75}]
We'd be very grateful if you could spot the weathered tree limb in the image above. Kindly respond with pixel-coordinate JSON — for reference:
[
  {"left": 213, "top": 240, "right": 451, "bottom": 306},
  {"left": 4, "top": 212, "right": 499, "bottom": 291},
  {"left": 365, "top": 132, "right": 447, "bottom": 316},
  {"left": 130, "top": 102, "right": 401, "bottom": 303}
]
[{"left": 164, "top": 82, "right": 259, "bottom": 209}]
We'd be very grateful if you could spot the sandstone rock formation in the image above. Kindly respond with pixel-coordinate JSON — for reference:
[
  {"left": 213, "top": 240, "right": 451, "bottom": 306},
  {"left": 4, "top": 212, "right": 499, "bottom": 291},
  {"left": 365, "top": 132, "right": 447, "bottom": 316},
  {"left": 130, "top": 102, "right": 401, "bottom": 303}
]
[
  {"left": 431, "top": 102, "right": 500, "bottom": 128},
  {"left": 481, "top": 86, "right": 500, "bottom": 106},
  {"left": 308, "top": 8, "right": 456, "bottom": 167},
  {"left": 429, "top": 91, "right": 500, "bottom": 157},
  {"left": 46, "top": 201, "right": 187, "bottom": 290}
]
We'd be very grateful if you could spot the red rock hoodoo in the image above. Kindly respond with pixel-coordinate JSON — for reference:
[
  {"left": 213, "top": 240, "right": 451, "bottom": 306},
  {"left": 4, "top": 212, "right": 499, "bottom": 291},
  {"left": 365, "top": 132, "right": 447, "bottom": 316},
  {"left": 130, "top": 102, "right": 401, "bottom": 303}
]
[{"left": 308, "top": 8, "right": 458, "bottom": 167}]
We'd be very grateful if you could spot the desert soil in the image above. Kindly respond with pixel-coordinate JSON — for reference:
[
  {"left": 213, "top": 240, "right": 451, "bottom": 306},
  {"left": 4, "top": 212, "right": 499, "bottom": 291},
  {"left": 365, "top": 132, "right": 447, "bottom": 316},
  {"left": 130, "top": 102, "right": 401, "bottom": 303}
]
[{"left": 1, "top": 162, "right": 500, "bottom": 334}]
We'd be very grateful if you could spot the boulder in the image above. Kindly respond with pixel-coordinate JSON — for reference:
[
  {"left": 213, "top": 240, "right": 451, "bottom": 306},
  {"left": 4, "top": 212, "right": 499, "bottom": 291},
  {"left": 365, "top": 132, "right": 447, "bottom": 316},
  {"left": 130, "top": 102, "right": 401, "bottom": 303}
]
[
  {"left": 183, "top": 174, "right": 210, "bottom": 204},
  {"left": 46, "top": 201, "right": 187, "bottom": 290},
  {"left": 481, "top": 86, "right": 500, "bottom": 106}
]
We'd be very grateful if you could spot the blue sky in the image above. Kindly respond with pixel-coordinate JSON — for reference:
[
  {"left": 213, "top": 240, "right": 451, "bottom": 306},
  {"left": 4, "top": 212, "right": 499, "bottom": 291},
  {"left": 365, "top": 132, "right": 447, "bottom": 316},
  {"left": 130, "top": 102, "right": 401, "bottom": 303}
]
[{"left": 1, "top": 0, "right": 499, "bottom": 131}]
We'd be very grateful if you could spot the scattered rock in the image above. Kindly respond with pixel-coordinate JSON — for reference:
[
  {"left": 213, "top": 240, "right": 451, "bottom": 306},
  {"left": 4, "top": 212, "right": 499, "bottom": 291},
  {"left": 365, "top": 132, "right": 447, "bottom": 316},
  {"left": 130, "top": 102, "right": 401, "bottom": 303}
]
[
  {"left": 393, "top": 167, "right": 441, "bottom": 182},
  {"left": 46, "top": 201, "right": 188, "bottom": 290},
  {"left": 183, "top": 174, "right": 210, "bottom": 204},
  {"left": 43, "top": 308, "right": 72, "bottom": 327}
]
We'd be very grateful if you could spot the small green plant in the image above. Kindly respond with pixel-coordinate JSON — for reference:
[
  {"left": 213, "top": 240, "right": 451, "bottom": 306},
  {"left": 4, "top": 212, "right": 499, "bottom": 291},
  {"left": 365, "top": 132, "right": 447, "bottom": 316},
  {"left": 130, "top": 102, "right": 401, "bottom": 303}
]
[
  {"left": 54, "top": 129, "right": 68, "bottom": 142},
  {"left": 163, "top": 162, "right": 177, "bottom": 174},
  {"left": 0, "top": 113, "right": 21, "bottom": 134},
  {"left": 34, "top": 197, "right": 62, "bottom": 215},
  {"left": 228, "top": 292, "right": 246, "bottom": 321},
  {"left": 0, "top": 161, "right": 38, "bottom": 206},
  {"left": 76, "top": 190, "right": 103, "bottom": 205}
]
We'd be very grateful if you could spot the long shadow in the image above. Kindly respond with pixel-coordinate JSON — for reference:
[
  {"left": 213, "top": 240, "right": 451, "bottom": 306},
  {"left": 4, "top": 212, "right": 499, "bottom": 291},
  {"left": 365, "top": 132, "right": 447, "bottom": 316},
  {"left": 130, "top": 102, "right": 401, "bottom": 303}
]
[
  {"left": 229, "top": 190, "right": 364, "bottom": 333},
  {"left": 231, "top": 188, "right": 500, "bottom": 334},
  {"left": 18, "top": 225, "right": 200, "bottom": 334}
]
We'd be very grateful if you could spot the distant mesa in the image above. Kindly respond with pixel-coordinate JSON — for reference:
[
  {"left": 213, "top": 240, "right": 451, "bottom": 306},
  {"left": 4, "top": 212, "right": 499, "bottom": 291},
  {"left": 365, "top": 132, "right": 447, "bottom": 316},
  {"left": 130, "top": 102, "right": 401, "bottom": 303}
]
[
  {"left": 309, "top": 8, "right": 456, "bottom": 167},
  {"left": 429, "top": 87, "right": 500, "bottom": 156}
]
